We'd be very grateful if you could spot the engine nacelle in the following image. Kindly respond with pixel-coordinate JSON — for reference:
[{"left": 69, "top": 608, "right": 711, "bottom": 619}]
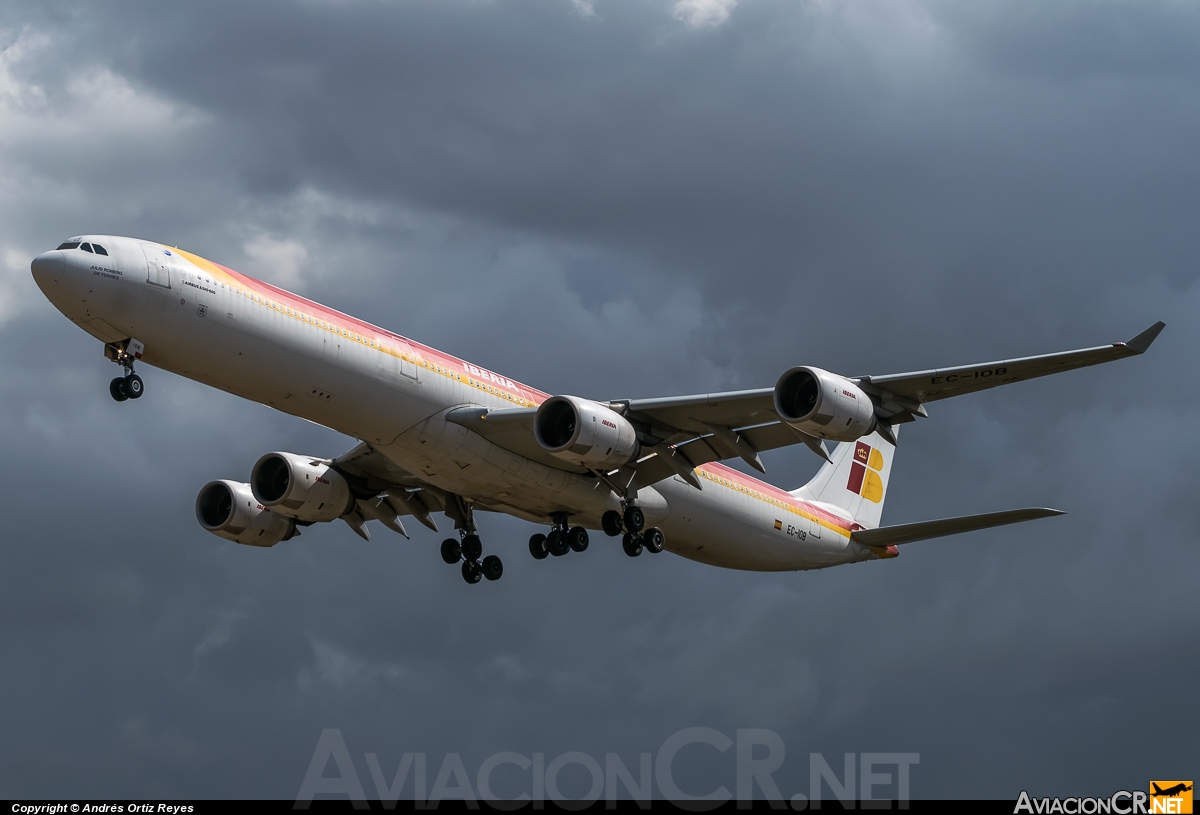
[
  {"left": 196, "top": 480, "right": 297, "bottom": 547},
  {"left": 773, "top": 366, "right": 876, "bottom": 442},
  {"left": 534, "top": 395, "right": 640, "bottom": 470},
  {"left": 250, "top": 452, "right": 354, "bottom": 523}
]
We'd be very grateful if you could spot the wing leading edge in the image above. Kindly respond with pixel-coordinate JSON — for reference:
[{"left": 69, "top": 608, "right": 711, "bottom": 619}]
[{"left": 857, "top": 321, "right": 1165, "bottom": 403}]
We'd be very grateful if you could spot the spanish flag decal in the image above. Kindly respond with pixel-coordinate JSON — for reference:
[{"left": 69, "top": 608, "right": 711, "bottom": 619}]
[{"left": 847, "top": 441, "right": 885, "bottom": 504}]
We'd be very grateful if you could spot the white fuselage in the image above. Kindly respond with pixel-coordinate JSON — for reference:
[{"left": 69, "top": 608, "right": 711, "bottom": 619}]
[{"left": 32, "top": 235, "right": 883, "bottom": 571}]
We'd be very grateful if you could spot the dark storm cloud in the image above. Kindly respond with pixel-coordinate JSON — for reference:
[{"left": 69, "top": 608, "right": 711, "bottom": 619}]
[{"left": 0, "top": 0, "right": 1197, "bottom": 801}]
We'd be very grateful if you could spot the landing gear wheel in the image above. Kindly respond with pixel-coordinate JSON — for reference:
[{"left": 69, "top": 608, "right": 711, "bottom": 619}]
[
  {"left": 461, "top": 534, "right": 483, "bottom": 562},
  {"left": 567, "top": 526, "right": 589, "bottom": 553},
  {"left": 529, "top": 533, "right": 549, "bottom": 560},
  {"left": 440, "top": 538, "right": 462, "bottom": 564},
  {"left": 124, "top": 373, "right": 144, "bottom": 399},
  {"left": 643, "top": 527, "right": 665, "bottom": 554},
  {"left": 462, "top": 560, "right": 483, "bottom": 584},
  {"left": 623, "top": 505, "right": 645, "bottom": 534},
  {"left": 601, "top": 510, "right": 624, "bottom": 537},
  {"left": 547, "top": 529, "right": 570, "bottom": 557},
  {"left": 622, "top": 533, "right": 643, "bottom": 558},
  {"left": 481, "top": 555, "right": 503, "bottom": 581},
  {"left": 109, "top": 378, "right": 129, "bottom": 402}
]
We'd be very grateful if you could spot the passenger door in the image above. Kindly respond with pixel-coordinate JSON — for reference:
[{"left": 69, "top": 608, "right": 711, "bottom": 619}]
[
  {"left": 395, "top": 338, "right": 419, "bottom": 381},
  {"left": 141, "top": 245, "right": 172, "bottom": 288}
]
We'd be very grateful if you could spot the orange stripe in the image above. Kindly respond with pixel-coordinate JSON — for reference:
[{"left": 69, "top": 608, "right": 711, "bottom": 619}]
[
  {"left": 172, "top": 247, "right": 550, "bottom": 405},
  {"left": 701, "top": 461, "right": 856, "bottom": 537}
]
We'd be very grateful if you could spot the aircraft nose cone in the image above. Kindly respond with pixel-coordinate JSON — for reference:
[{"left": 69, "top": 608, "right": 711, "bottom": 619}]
[{"left": 30, "top": 250, "right": 64, "bottom": 290}]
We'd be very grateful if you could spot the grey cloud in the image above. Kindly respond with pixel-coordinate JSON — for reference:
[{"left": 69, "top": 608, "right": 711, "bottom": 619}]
[{"left": 0, "top": 0, "right": 1196, "bottom": 801}]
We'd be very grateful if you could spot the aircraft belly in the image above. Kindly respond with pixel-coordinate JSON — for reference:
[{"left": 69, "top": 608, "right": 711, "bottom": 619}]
[
  {"left": 376, "top": 415, "right": 671, "bottom": 528},
  {"left": 654, "top": 478, "right": 860, "bottom": 572}
]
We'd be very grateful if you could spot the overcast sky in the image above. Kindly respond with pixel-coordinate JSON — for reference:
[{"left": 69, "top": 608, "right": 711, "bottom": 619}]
[{"left": 1, "top": 0, "right": 1197, "bottom": 802}]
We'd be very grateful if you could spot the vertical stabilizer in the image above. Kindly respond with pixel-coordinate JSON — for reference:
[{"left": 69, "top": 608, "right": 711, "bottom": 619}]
[{"left": 791, "top": 429, "right": 896, "bottom": 529}]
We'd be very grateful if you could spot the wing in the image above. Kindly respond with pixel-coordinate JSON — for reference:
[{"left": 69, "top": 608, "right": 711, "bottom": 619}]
[
  {"left": 608, "top": 389, "right": 776, "bottom": 440},
  {"left": 331, "top": 442, "right": 451, "bottom": 534},
  {"left": 614, "top": 321, "right": 1164, "bottom": 473},
  {"left": 445, "top": 403, "right": 814, "bottom": 491},
  {"left": 444, "top": 406, "right": 576, "bottom": 471},
  {"left": 856, "top": 321, "right": 1165, "bottom": 403},
  {"left": 439, "top": 323, "right": 1164, "bottom": 494},
  {"left": 850, "top": 507, "right": 1064, "bottom": 547},
  {"left": 334, "top": 442, "right": 519, "bottom": 535}
]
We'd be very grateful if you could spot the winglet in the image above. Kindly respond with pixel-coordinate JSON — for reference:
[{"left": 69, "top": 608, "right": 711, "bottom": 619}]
[{"left": 1124, "top": 321, "right": 1165, "bottom": 354}]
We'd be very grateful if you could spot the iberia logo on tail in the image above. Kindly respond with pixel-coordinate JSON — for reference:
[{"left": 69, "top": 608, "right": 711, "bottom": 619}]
[{"left": 847, "top": 441, "right": 885, "bottom": 503}]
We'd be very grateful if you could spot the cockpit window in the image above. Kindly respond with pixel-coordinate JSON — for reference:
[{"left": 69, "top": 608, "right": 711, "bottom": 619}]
[
  {"left": 56, "top": 242, "right": 80, "bottom": 250},
  {"left": 81, "top": 243, "right": 94, "bottom": 253},
  {"left": 92, "top": 244, "right": 108, "bottom": 256}
]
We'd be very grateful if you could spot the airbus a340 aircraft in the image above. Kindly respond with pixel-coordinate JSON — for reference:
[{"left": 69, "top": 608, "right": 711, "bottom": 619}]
[{"left": 31, "top": 236, "right": 1163, "bottom": 584}]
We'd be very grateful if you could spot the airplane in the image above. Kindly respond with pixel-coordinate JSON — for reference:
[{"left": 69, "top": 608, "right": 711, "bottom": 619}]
[
  {"left": 30, "top": 235, "right": 1164, "bottom": 584},
  {"left": 1152, "top": 783, "right": 1193, "bottom": 798}
]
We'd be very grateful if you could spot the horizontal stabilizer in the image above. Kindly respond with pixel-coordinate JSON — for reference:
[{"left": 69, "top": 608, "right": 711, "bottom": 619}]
[{"left": 850, "top": 507, "right": 1064, "bottom": 547}]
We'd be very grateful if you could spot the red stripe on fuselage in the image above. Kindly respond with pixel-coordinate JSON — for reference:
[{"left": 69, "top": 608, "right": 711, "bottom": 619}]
[
  {"left": 702, "top": 460, "right": 855, "bottom": 533},
  {"left": 179, "top": 249, "right": 851, "bottom": 526},
  {"left": 196, "top": 255, "right": 552, "bottom": 406}
]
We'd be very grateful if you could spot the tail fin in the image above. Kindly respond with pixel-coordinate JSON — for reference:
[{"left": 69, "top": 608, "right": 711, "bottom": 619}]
[{"left": 791, "top": 429, "right": 896, "bottom": 529}]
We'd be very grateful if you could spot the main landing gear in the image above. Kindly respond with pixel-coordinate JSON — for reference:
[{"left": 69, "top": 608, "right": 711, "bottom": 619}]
[
  {"left": 441, "top": 534, "right": 503, "bottom": 584},
  {"left": 528, "top": 514, "right": 589, "bottom": 560},
  {"left": 439, "top": 501, "right": 502, "bottom": 585},
  {"left": 602, "top": 506, "right": 665, "bottom": 558},
  {"left": 105, "top": 339, "right": 145, "bottom": 402}
]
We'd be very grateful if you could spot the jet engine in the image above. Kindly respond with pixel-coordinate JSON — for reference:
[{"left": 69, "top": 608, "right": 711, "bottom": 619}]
[
  {"left": 250, "top": 452, "right": 355, "bottom": 523},
  {"left": 195, "top": 479, "right": 297, "bottom": 547},
  {"left": 773, "top": 366, "right": 877, "bottom": 441},
  {"left": 534, "top": 395, "right": 640, "bottom": 470}
]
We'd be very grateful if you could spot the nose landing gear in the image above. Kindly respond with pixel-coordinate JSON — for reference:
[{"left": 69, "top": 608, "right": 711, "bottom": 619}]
[
  {"left": 109, "top": 373, "right": 144, "bottom": 402},
  {"left": 105, "top": 339, "right": 146, "bottom": 402}
]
